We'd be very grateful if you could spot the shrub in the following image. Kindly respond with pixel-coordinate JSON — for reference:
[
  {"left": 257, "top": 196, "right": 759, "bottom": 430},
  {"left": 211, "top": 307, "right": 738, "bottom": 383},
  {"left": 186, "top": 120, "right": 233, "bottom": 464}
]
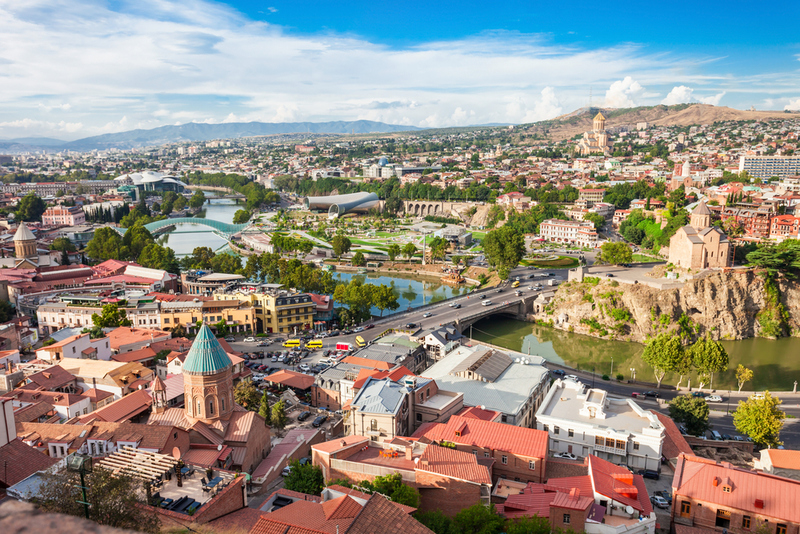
[
  {"left": 616, "top": 373, "right": 624, "bottom": 381},
  {"left": 602, "top": 374, "right": 610, "bottom": 381}
]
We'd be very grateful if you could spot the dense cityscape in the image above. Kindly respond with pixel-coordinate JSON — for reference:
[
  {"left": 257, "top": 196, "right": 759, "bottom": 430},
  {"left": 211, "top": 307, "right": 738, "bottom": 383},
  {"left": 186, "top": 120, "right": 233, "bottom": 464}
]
[{"left": 3, "top": 2, "right": 800, "bottom": 534}]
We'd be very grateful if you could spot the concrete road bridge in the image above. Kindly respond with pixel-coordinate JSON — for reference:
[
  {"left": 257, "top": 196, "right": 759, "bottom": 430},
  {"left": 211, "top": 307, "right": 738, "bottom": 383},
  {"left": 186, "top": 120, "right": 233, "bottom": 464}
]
[
  {"left": 400, "top": 200, "right": 474, "bottom": 218},
  {"left": 114, "top": 218, "right": 253, "bottom": 239}
]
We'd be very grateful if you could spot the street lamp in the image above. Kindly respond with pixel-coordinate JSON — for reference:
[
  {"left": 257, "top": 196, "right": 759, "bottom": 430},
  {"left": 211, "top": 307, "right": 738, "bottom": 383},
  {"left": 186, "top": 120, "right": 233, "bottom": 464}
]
[
  {"left": 630, "top": 368, "right": 636, "bottom": 382},
  {"left": 610, "top": 357, "right": 614, "bottom": 377},
  {"left": 67, "top": 454, "right": 93, "bottom": 519}
]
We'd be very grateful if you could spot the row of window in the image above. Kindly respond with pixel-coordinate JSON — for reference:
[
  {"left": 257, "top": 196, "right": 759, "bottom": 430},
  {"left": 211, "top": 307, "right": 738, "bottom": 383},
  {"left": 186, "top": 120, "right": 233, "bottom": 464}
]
[{"left": 680, "top": 501, "right": 787, "bottom": 534}]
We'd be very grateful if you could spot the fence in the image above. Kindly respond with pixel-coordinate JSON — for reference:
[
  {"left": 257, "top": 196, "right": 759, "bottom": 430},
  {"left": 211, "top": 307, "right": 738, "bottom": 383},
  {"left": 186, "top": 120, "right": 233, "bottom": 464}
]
[{"left": 329, "top": 458, "right": 416, "bottom": 483}]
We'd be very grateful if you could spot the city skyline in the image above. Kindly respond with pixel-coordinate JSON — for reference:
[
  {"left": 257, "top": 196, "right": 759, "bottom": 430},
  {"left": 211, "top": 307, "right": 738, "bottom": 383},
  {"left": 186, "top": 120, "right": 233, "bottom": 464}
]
[{"left": 1, "top": 0, "right": 799, "bottom": 140}]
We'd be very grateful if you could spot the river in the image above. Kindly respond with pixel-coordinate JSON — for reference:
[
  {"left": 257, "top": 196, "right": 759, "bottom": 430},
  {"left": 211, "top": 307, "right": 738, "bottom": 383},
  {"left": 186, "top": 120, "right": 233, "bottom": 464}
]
[
  {"left": 470, "top": 317, "right": 800, "bottom": 392},
  {"left": 159, "top": 198, "right": 241, "bottom": 256},
  {"left": 333, "top": 271, "right": 471, "bottom": 316}
]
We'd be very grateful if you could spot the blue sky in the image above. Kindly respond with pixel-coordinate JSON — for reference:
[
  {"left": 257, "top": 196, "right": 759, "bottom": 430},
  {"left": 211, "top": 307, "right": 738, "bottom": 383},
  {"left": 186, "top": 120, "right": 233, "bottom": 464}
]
[{"left": 1, "top": 0, "right": 798, "bottom": 140}]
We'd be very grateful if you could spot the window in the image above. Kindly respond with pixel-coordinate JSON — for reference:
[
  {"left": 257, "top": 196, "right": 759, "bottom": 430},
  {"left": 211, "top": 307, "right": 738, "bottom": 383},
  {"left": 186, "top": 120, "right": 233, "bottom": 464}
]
[
  {"left": 164, "top": 318, "right": 170, "bottom": 323},
  {"left": 209, "top": 400, "right": 214, "bottom": 415},
  {"left": 501, "top": 415, "right": 507, "bottom": 423},
  {"left": 529, "top": 461, "right": 536, "bottom": 470},
  {"left": 633, "top": 442, "right": 640, "bottom": 450},
  {"left": 484, "top": 451, "right": 490, "bottom": 458},
  {"left": 221, "top": 398, "right": 225, "bottom": 412},
  {"left": 72, "top": 347, "right": 76, "bottom": 353},
  {"left": 777, "top": 525, "right": 787, "bottom": 534},
  {"left": 473, "top": 450, "right": 477, "bottom": 456},
  {"left": 563, "top": 514, "right": 570, "bottom": 524},
  {"left": 722, "top": 485, "right": 731, "bottom": 493},
  {"left": 595, "top": 436, "right": 604, "bottom": 446},
  {"left": 197, "top": 401, "right": 201, "bottom": 414},
  {"left": 501, "top": 455, "right": 508, "bottom": 465},
  {"left": 416, "top": 413, "right": 422, "bottom": 422},
  {"left": 370, "top": 419, "right": 378, "bottom": 431},
  {"left": 554, "top": 426, "right": 560, "bottom": 435},
  {"left": 568, "top": 429, "right": 574, "bottom": 437},
  {"left": 543, "top": 424, "right": 549, "bottom": 432},
  {"left": 680, "top": 501, "right": 691, "bottom": 517},
  {"left": 742, "top": 516, "right": 751, "bottom": 530},
  {"left": 715, "top": 509, "right": 731, "bottom": 529}
]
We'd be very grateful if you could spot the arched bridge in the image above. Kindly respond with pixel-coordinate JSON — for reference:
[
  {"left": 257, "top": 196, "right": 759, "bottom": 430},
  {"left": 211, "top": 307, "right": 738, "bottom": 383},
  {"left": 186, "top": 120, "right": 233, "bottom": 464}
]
[{"left": 114, "top": 218, "right": 253, "bottom": 239}]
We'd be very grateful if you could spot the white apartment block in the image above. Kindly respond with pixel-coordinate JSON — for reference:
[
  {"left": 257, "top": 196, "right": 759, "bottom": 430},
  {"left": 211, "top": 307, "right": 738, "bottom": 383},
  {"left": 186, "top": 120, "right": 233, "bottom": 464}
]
[
  {"left": 739, "top": 155, "right": 800, "bottom": 179},
  {"left": 535, "top": 379, "right": 665, "bottom": 471},
  {"left": 539, "top": 219, "right": 598, "bottom": 247}
]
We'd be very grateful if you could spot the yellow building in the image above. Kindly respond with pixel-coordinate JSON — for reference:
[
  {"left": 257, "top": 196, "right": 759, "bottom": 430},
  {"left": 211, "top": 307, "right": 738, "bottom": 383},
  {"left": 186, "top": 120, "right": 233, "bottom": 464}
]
[
  {"left": 214, "top": 289, "right": 314, "bottom": 334},
  {"left": 160, "top": 299, "right": 256, "bottom": 336},
  {"left": 577, "top": 112, "right": 611, "bottom": 156}
]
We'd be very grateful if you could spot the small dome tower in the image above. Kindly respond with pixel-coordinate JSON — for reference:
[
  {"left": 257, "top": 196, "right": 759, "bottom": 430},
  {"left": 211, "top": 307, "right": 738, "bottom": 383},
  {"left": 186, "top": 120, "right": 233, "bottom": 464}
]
[{"left": 13, "top": 222, "right": 37, "bottom": 260}]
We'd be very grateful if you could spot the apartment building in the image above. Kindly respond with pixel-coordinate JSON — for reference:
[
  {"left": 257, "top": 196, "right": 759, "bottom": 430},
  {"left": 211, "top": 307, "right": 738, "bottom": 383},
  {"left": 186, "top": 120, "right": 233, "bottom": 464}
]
[
  {"left": 41, "top": 205, "right": 86, "bottom": 227},
  {"left": 673, "top": 453, "right": 800, "bottom": 534},
  {"left": 159, "top": 299, "right": 256, "bottom": 335},
  {"left": 739, "top": 155, "right": 800, "bottom": 179},
  {"left": 770, "top": 214, "right": 800, "bottom": 241},
  {"left": 536, "top": 379, "right": 665, "bottom": 471},
  {"left": 539, "top": 219, "right": 599, "bottom": 247},
  {"left": 214, "top": 286, "right": 314, "bottom": 334},
  {"left": 579, "top": 188, "right": 606, "bottom": 205}
]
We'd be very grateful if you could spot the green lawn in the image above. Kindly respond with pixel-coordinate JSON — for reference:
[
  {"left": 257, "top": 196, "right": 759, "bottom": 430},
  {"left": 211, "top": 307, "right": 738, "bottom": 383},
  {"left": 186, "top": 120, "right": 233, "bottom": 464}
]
[
  {"left": 523, "top": 256, "right": 580, "bottom": 268},
  {"left": 632, "top": 254, "right": 662, "bottom": 263}
]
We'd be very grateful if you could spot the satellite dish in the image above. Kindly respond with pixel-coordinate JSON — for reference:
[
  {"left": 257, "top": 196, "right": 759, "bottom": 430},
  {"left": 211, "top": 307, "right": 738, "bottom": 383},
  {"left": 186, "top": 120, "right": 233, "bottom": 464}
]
[
  {"left": 217, "top": 444, "right": 223, "bottom": 451},
  {"left": 172, "top": 447, "right": 181, "bottom": 460},
  {"left": 625, "top": 506, "right": 634, "bottom": 515}
]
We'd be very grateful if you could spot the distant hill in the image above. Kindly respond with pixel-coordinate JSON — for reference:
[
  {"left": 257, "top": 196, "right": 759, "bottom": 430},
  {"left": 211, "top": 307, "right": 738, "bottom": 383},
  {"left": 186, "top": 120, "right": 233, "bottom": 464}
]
[
  {"left": 533, "top": 104, "right": 797, "bottom": 140},
  {"left": 3, "top": 137, "right": 67, "bottom": 146}
]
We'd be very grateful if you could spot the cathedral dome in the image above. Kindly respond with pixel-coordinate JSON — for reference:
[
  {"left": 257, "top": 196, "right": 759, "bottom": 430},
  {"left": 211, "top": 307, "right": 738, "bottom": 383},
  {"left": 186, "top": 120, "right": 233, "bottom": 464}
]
[
  {"left": 13, "top": 222, "right": 35, "bottom": 242},
  {"left": 182, "top": 325, "right": 232, "bottom": 375}
]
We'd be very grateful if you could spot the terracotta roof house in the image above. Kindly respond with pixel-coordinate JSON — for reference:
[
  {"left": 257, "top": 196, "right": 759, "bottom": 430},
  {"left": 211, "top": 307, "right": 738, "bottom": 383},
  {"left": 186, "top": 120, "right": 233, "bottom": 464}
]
[
  {"left": 75, "top": 388, "right": 153, "bottom": 423},
  {"left": 756, "top": 449, "right": 800, "bottom": 480},
  {"left": 0, "top": 399, "right": 59, "bottom": 493}
]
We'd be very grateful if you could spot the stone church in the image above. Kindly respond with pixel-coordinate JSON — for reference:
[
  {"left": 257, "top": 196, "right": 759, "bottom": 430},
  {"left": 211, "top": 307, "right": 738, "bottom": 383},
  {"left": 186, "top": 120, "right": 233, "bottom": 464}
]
[
  {"left": 668, "top": 202, "right": 730, "bottom": 270},
  {"left": 577, "top": 112, "right": 611, "bottom": 156}
]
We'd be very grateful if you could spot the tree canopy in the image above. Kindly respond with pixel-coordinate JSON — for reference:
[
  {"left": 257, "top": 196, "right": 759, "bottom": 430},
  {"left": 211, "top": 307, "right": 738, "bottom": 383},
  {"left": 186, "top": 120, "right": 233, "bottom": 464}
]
[
  {"left": 91, "top": 303, "right": 132, "bottom": 328},
  {"left": 733, "top": 391, "right": 785, "bottom": 448},
  {"left": 16, "top": 192, "right": 47, "bottom": 222},
  {"left": 669, "top": 395, "right": 710, "bottom": 436},
  {"left": 283, "top": 460, "right": 325, "bottom": 495},
  {"left": 599, "top": 242, "right": 632, "bottom": 265},
  {"left": 483, "top": 225, "right": 525, "bottom": 278},
  {"left": 641, "top": 333, "right": 685, "bottom": 388}
]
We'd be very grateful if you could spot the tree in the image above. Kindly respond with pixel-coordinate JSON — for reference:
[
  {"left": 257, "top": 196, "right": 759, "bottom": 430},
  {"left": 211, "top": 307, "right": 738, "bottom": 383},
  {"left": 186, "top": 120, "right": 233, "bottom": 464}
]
[
  {"left": 184, "top": 246, "right": 216, "bottom": 270},
  {"left": 641, "top": 333, "right": 684, "bottom": 388},
  {"left": 584, "top": 212, "right": 606, "bottom": 231},
  {"left": 271, "top": 399, "right": 288, "bottom": 429},
  {"left": 233, "top": 209, "right": 251, "bottom": 224},
  {"left": 138, "top": 243, "right": 179, "bottom": 274},
  {"left": 213, "top": 318, "right": 229, "bottom": 337},
  {"left": 351, "top": 251, "right": 366, "bottom": 266},
  {"left": 360, "top": 472, "right": 421, "bottom": 508},
  {"left": 50, "top": 237, "right": 76, "bottom": 253},
  {"left": 505, "top": 515, "right": 551, "bottom": 534},
  {"left": 173, "top": 195, "right": 187, "bottom": 211},
  {"left": 189, "top": 190, "right": 206, "bottom": 208},
  {"left": 16, "top": 192, "right": 47, "bottom": 222},
  {"left": 450, "top": 503, "right": 505, "bottom": 534},
  {"left": 34, "top": 466, "right": 160, "bottom": 533},
  {"left": 690, "top": 335, "right": 729, "bottom": 390},
  {"left": 599, "top": 242, "right": 633, "bottom": 265},
  {"left": 258, "top": 391, "right": 271, "bottom": 425},
  {"left": 170, "top": 324, "right": 187, "bottom": 338},
  {"left": 372, "top": 284, "right": 399, "bottom": 317},
  {"left": 415, "top": 509, "right": 452, "bottom": 534},
  {"left": 483, "top": 226, "right": 525, "bottom": 279},
  {"left": 234, "top": 380, "right": 261, "bottom": 411},
  {"left": 331, "top": 234, "right": 352, "bottom": 257},
  {"left": 669, "top": 395, "right": 710, "bottom": 436},
  {"left": 85, "top": 227, "right": 126, "bottom": 261},
  {"left": 0, "top": 299, "right": 14, "bottom": 323},
  {"left": 733, "top": 391, "right": 785, "bottom": 447},
  {"left": 91, "top": 304, "right": 131, "bottom": 328},
  {"left": 387, "top": 243, "right": 401, "bottom": 261},
  {"left": 736, "top": 364, "right": 754, "bottom": 392},
  {"left": 210, "top": 252, "right": 242, "bottom": 274},
  {"left": 283, "top": 460, "right": 325, "bottom": 495},
  {"left": 402, "top": 242, "right": 417, "bottom": 261}
]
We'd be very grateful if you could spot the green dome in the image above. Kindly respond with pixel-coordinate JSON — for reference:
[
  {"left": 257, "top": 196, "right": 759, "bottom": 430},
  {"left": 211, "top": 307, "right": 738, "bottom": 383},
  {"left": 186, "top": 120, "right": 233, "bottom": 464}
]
[{"left": 182, "top": 325, "right": 232, "bottom": 375}]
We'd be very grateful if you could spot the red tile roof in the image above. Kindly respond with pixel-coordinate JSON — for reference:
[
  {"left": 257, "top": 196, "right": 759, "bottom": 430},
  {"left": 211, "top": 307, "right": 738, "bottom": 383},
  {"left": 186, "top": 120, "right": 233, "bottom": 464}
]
[
  {"left": 265, "top": 369, "right": 315, "bottom": 390},
  {"left": 311, "top": 436, "right": 369, "bottom": 455},
  {"left": 0, "top": 438, "right": 59, "bottom": 486},
  {"left": 207, "top": 506, "right": 264, "bottom": 534},
  {"left": 764, "top": 449, "right": 800, "bottom": 470},
  {"left": 76, "top": 389, "right": 152, "bottom": 423},
  {"left": 416, "top": 415, "right": 548, "bottom": 459},
  {"left": 342, "top": 356, "right": 392, "bottom": 371},
  {"left": 110, "top": 346, "right": 156, "bottom": 363},
  {"left": 674, "top": 453, "right": 800, "bottom": 523},
  {"left": 655, "top": 411, "right": 693, "bottom": 459},
  {"left": 586, "top": 455, "right": 653, "bottom": 516},
  {"left": 457, "top": 406, "right": 502, "bottom": 422},
  {"left": 417, "top": 444, "right": 492, "bottom": 485}
]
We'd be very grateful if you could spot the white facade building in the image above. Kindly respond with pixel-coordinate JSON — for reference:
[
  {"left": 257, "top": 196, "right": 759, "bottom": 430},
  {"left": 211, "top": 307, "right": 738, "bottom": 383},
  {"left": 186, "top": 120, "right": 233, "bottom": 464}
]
[
  {"left": 539, "top": 219, "right": 598, "bottom": 247},
  {"left": 535, "top": 379, "right": 665, "bottom": 471}
]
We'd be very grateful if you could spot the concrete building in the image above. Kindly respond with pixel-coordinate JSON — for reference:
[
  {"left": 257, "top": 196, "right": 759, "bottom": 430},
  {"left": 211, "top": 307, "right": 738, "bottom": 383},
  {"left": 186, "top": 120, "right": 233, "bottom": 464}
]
[
  {"left": 540, "top": 219, "right": 599, "bottom": 247},
  {"left": 214, "top": 286, "right": 314, "bottom": 334},
  {"left": 535, "top": 379, "right": 665, "bottom": 471},
  {"left": 41, "top": 205, "right": 86, "bottom": 227},
  {"left": 668, "top": 202, "right": 730, "bottom": 270},
  {"left": 755, "top": 449, "right": 800, "bottom": 481},
  {"left": 739, "top": 155, "right": 800, "bottom": 179},
  {"left": 421, "top": 344, "right": 551, "bottom": 428}
]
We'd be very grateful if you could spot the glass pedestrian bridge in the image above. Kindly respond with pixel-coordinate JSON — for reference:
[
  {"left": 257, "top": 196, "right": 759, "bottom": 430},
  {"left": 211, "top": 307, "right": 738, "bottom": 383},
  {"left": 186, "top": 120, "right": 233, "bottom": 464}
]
[{"left": 113, "top": 218, "right": 253, "bottom": 239}]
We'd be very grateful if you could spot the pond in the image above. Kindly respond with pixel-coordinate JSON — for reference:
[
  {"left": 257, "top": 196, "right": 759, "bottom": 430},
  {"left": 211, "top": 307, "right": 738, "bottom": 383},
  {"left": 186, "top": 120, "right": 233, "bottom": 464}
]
[
  {"left": 159, "top": 198, "right": 241, "bottom": 256},
  {"left": 470, "top": 317, "right": 800, "bottom": 392},
  {"left": 333, "top": 271, "right": 472, "bottom": 317}
]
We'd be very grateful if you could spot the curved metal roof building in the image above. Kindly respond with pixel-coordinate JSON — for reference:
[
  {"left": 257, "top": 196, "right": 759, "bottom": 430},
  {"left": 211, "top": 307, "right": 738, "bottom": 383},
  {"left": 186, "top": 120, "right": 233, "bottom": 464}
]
[{"left": 303, "top": 192, "right": 380, "bottom": 218}]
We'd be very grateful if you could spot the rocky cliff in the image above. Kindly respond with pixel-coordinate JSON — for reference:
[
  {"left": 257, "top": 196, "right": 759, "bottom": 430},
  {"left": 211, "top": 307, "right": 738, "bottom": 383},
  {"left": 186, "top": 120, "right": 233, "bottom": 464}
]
[{"left": 535, "top": 270, "right": 800, "bottom": 342}]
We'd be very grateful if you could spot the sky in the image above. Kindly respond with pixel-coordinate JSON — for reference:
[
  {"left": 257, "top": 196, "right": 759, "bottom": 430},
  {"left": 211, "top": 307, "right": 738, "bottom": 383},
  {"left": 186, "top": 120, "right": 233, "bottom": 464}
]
[{"left": 1, "top": 0, "right": 799, "bottom": 141}]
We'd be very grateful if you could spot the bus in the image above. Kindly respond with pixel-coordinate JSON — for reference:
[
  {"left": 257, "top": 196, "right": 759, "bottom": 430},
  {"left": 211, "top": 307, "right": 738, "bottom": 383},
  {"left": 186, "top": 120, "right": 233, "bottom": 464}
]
[
  {"left": 355, "top": 336, "right": 367, "bottom": 348},
  {"left": 305, "top": 340, "right": 323, "bottom": 350},
  {"left": 282, "top": 339, "right": 301, "bottom": 348},
  {"left": 512, "top": 281, "right": 520, "bottom": 288}
]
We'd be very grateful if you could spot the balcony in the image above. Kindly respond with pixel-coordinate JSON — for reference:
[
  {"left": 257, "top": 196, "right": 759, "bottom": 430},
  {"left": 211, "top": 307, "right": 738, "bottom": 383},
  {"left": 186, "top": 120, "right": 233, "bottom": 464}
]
[{"left": 594, "top": 443, "right": 627, "bottom": 455}]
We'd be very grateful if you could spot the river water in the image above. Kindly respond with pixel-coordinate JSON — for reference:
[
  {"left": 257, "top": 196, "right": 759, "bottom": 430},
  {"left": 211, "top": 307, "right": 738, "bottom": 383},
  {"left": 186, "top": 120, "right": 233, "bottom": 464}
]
[
  {"left": 470, "top": 317, "right": 800, "bottom": 392},
  {"left": 159, "top": 198, "right": 241, "bottom": 256},
  {"left": 334, "top": 271, "right": 471, "bottom": 316}
]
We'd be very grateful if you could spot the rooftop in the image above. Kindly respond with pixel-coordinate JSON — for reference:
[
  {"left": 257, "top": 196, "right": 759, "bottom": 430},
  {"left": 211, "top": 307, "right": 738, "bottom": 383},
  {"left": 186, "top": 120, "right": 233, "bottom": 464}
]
[{"left": 182, "top": 325, "right": 232, "bottom": 375}]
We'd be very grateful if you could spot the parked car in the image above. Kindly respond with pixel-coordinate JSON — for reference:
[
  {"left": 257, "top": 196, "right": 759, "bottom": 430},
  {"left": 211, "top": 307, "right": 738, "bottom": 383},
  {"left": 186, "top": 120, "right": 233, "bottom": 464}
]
[
  {"left": 654, "top": 490, "right": 672, "bottom": 505},
  {"left": 243, "top": 337, "right": 256, "bottom": 343},
  {"left": 650, "top": 495, "right": 669, "bottom": 509},
  {"left": 224, "top": 336, "right": 235, "bottom": 342},
  {"left": 405, "top": 323, "right": 417, "bottom": 329},
  {"left": 691, "top": 391, "right": 706, "bottom": 398},
  {"left": 281, "top": 465, "right": 292, "bottom": 477},
  {"left": 705, "top": 395, "right": 723, "bottom": 403},
  {"left": 297, "top": 411, "right": 312, "bottom": 422},
  {"left": 637, "top": 469, "right": 660, "bottom": 480},
  {"left": 606, "top": 273, "right": 614, "bottom": 278},
  {"left": 553, "top": 452, "right": 578, "bottom": 460},
  {"left": 633, "top": 390, "right": 659, "bottom": 398},
  {"left": 298, "top": 363, "right": 310, "bottom": 372},
  {"left": 364, "top": 324, "right": 375, "bottom": 330},
  {"left": 312, "top": 415, "right": 328, "bottom": 428},
  {"left": 299, "top": 457, "right": 311, "bottom": 465},
  {"left": 751, "top": 393, "right": 765, "bottom": 400},
  {"left": 564, "top": 375, "right": 580, "bottom": 382},
  {"left": 551, "top": 369, "right": 566, "bottom": 377}
]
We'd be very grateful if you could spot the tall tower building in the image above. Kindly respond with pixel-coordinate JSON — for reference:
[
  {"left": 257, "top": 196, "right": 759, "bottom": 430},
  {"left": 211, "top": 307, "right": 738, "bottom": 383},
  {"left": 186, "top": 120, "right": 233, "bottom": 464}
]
[
  {"left": 150, "top": 376, "right": 167, "bottom": 415},
  {"left": 182, "top": 325, "right": 234, "bottom": 423},
  {"left": 593, "top": 112, "right": 606, "bottom": 132},
  {"left": 13, "top": 222, "right": 37, "bottom": 260}
]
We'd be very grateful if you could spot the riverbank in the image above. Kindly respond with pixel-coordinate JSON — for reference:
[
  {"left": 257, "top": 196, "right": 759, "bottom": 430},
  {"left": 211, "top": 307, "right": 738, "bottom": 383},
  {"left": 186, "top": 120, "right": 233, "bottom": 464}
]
[{"left": 327, "top": 261, "right": 483, "bottom": 287}]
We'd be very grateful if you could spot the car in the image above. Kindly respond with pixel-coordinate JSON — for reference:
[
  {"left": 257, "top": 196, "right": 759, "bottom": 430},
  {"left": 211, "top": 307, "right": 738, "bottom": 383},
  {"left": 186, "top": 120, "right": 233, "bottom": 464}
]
[
  {"left": 479, "top": 294, "right": 487, "bottom": 299},
  {"left": 298, "top": 363, "right": 310, "bottom": 372},
  {"left": 281, "top": 465, "right": 292, "bottom": 477},
  {"left": 722, "top": 434, "right": 733, "bottom": 441},
  {"left": 564, "top": 375, "right": 580, "bottom": 382},
  {"left": 691, "top": 391, "right": 706, "bottom": 398},
  {"left": 654, "top": 490, "right": 672, "bottom": 505},
  {"left": 496, "top": 288, "right": 503, "bottom": 293},
  {"left": 423, "top": 312, "right": 432, "bottom": 318},
  {"left": 751, "top": 393, "right": 765, "bottom": 400},
  {"left": 319, "top": 358, "right": 334, "bottom": 365},
  {"left": 553, "top": 452, "right": 578, "bottom": 460},
  {"left": 299, "top": 457, "right": 311, "bottom": 465},
  {"left": 617, "top": 464, "right": 633, "bottom": 473},
  {"left": 733, "top": 435, "right": 745, "bottom": 441},
  {"left": 453, "top": 303, "right": 461, "bottom": 309},
  {"left": 515, "top": 277, "right": 520, "bottom": 281},
  {"left": 405, "top": 323, "right": 417, "bottom": 329},
  {"left": 482, "top": 300, "right": 493, "bottom": 306},
  {"left": 353, "top": 327, "right": 364, "bottom": 333},
  {"left": 636, "top": 391, "right": 659, "bottom": 398},
  {"left": 650, "top": 495, "right": 670, "bottom": 509},
  {"left": 243, "top": 337, "right": 255, "bottom": 343},
  {"left": 637, "top": 469, "right": 660, "bottom": 480},
  {"left": 705, "top": 395, "right": 723, "bottom": 403},
  {"left": 364, "top": 324, "right": 375, "bottom": 330},
  {"left": 449, "top": 302, "right": 458, "bottom": 307},
  {"left": 312, "top": 415, "right": 328, "bottom": 428},
  {"left": 224, "top": 336, "right": 235, "bottom": 342},
  {"left": 271, "top": 355, "right": 278, "bottom": 362},
  {"left": 606, "top": 273, "right": 614, "bottom": 278},
  {"left": 297, "top": 411, "right": 312, "bottom": 421},
  {"left": 551, "top": 369, "right": 566, "bottom": 377},
  {"left": 528, "top": 274, "right": 537, "bottom": 279}
]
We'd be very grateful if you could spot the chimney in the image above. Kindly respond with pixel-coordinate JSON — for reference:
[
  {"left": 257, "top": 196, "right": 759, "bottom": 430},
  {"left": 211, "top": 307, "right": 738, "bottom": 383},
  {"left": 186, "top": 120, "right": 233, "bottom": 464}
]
[
  {"left": 420, "top": 459, "right": 429, "bottom": 466},
  {"left": 405, "top": 445, "right": 413, "bottom": 461}
]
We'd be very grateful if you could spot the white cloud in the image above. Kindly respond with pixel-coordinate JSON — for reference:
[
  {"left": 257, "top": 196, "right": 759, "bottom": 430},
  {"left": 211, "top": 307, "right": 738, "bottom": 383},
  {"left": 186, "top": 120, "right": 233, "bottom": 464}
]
[
  {"left": 604, "top": 77, "right": 645, "bottom": 108},
  {"left": 0, "top": 118, "right": 83, "bottom": 133},
  {"left": 507, "top": 87, "right": 563, "bottom": 123},
  {"left": 786, "top": 98, "right": 800, "bottom": 111},
  {"left": 662, "top": 85, "right": 726, "bottom": 106}
]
